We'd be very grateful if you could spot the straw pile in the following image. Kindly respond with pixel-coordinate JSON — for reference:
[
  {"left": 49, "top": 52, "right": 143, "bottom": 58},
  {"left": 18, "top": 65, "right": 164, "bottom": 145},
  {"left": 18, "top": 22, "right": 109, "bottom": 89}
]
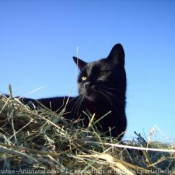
[{"left": 0, "top": 93, "right": 174, "bottom": 174}]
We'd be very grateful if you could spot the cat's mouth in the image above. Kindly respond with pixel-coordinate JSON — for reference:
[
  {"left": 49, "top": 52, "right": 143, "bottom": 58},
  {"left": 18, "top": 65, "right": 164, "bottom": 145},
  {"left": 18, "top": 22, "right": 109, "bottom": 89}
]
[{"left": 80, "top": 84, "right": 102, "bottom": 101}]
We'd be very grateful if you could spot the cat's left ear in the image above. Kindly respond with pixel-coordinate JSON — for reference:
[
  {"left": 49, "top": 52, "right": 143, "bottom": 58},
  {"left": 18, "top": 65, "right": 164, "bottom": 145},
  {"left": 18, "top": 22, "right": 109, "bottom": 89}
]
[
  {"left": 73, "top": 56, "right": 87, "bottom": 70},
  {"left": 107, "top": 43, "right": 125, "bottom": 67}
]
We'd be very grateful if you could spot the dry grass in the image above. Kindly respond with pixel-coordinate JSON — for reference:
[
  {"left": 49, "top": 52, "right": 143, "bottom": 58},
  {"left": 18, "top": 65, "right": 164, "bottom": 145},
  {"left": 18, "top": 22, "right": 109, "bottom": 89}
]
[{"left": 0, "top": 93, "right": 175, "bottom": 174}]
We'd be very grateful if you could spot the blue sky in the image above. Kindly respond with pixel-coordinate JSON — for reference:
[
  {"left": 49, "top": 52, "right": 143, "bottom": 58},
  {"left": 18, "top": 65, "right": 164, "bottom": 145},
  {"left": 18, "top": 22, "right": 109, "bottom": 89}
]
[{"left": 0, "top": 0, "right": 175, "bottom": 142}]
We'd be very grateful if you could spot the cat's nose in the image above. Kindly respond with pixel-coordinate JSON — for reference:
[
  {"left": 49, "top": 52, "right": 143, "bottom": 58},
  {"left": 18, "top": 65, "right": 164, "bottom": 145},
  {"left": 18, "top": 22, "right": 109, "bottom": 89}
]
[{"left": 84, "top": 82, "right": 91, "bottom": 89}]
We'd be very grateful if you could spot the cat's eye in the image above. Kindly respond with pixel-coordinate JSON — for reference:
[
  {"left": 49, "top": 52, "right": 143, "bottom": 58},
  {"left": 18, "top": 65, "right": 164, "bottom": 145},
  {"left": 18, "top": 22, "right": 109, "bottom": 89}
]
[
  {"left": 99, "top": 70, "right": 109, "bottom": 76},
  {"left": 82, "top": 76, "right": 87, "bottom": 81}
]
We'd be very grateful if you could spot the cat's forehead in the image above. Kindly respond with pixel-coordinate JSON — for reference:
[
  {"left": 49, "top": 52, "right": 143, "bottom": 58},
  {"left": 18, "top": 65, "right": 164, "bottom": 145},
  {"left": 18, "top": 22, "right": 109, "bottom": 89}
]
[
  {"left": 80, "top": 62, "right": 96, "bottom": 74},
  {"left": 85, "top": 58, "right": 112, "bottom": 70}
]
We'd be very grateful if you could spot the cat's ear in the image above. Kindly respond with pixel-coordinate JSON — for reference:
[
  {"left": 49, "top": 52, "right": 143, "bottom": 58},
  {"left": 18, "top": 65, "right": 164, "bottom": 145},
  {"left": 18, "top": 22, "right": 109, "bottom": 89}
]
[
  {"left": 73, "top": 56, "right": 87, "bottom": 70},
  {"left": 107, "top": 43, "right": 125, "bottom": 67}
]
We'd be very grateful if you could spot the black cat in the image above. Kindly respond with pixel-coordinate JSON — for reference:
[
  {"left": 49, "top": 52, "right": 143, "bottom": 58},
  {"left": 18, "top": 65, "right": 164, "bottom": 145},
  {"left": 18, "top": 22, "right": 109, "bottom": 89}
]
[{"left": 7, "top": 43, "right": 127, "bottom": 140}]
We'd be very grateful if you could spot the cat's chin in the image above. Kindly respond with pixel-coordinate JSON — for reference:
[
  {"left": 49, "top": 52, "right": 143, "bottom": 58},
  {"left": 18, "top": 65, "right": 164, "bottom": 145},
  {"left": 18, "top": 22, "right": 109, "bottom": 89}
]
[
  {"left": 84, "top": 93, "right": 100, "bottom": 102},
  {"left": 85, "top": 96, "right": 96, "bottom": 102}
]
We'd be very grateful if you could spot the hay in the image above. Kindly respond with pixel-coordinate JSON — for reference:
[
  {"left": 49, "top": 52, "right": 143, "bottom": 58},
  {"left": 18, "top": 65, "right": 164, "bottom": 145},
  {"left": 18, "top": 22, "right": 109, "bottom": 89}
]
[{"left": 0, "top": 94, "right": 175, "bottom": 174}]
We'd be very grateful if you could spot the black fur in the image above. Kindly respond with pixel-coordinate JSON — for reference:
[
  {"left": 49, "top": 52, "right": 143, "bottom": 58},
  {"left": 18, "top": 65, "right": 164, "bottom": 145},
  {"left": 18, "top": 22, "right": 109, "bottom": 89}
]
[{"left": 9, "top": 44, "right": 127, "bottom": 140}]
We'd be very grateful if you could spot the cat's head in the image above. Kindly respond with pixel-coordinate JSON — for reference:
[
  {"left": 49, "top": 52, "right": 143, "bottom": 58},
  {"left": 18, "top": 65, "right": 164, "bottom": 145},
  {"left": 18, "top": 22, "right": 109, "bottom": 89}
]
[{"left": 73, "top": 43, "right": 126, "bottom": 102}]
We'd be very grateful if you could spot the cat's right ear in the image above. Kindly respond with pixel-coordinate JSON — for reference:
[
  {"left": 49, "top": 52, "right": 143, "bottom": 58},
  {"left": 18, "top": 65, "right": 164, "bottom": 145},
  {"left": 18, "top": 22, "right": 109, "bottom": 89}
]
[{"left": 73, "top": 56, "right": 87, "bottom": 70}]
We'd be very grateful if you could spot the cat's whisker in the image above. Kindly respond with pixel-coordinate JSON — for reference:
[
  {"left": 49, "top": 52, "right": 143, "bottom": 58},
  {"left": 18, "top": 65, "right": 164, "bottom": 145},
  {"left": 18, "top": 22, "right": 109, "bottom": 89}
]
[
  {"left": 103, "top": 92, "right": 120, "bottom": 117},
  {"left": 98, "top": 90, "right": 114, "bottom": 108},
  {"left": 98, "top": 86, "right": 126, "bottom": 106},
  {"left": 73, "top": 96, "right": 83, "bottom": 113},
  {"left": 76, "top": 95, "right": 85, "bottom": 116},
  {"left": 98, "top": 89, "right": 122, "bottom": 116},
  {"left": 100, "top": 86, "right": 124, "bottom": 94},
  {"left": 71, "top": 94, "right": 85, "bottom": 116}
]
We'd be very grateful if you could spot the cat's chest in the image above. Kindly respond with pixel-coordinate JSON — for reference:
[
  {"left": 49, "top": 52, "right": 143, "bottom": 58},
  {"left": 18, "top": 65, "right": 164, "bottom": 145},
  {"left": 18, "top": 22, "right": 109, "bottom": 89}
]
[{"left": 80, "top": 100, "right": 112, "bottom": 118}]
